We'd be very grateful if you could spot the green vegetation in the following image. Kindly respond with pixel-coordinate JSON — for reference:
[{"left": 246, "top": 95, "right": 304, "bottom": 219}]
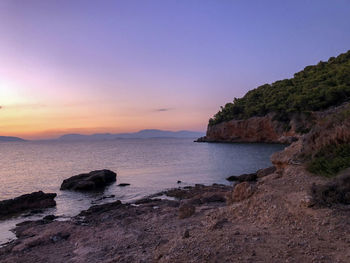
[
  {"left": 307, "top": 144, "right": 350, "bottom": 178},
  {"left": 209, "top": 50, "right": 350, "bottom": 126}
]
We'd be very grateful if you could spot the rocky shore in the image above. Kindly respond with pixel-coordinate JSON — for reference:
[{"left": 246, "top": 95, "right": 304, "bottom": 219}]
[{"left": 0, "top": 162, "right": 349, "bottom": 263}]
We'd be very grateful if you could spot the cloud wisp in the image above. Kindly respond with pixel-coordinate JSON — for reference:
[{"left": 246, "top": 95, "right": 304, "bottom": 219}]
[{"left": 153, "top": 108, "right": 173, "bottom": 112}]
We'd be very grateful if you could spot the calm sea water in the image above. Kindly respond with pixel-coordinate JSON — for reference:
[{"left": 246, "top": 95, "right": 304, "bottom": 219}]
[{"left": 0, "top": 138, "right": 285, "bottom": 244}]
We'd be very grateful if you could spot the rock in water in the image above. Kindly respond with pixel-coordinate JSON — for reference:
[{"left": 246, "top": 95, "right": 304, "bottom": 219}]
[
  {"left": 0, "top": 191, "right": 56, "bottom": 218},
  {"left": 60, "top": 169, "right": 116, "bottom": 191}
]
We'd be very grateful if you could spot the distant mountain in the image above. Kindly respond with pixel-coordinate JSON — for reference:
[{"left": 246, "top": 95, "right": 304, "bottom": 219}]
[
  {"left": 58, "top": 129, "right": 205, "bottom": 141},
  {"left": 0, "top": 136, "right": 26, "bottom": 142}
]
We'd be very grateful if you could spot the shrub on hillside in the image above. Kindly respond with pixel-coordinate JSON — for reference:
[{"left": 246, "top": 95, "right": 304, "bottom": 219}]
[{"left": 307, "top": 144, "right": 350, "bottom": 178}]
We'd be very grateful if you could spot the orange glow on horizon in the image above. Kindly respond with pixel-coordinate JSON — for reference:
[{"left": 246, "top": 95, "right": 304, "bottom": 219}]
[
  {"left": 0, "top": 69, "right": 209, "bottom": 140},
  {"left": 0, "top": 84, "right": 207, "bottom": 140}
]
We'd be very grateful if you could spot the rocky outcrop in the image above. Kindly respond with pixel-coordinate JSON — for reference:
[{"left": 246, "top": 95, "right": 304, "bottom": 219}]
[
  {"left": 60, "top": 170, "right": 116, "bottom": 191},
  {"left": 0, "top": 191, "right": 56, "bottom": 218},
  {"left": 197, "top": 112, "right": 312, "bottom": 143},
  {"left": 300, "top": 103, "right": 350, "bottom": 157},
  {"left": 271, "top": 103, "right": 350, "bottom": 170},
  {"left": 270, "top": 140, "right": 303, "bottom": 170}
]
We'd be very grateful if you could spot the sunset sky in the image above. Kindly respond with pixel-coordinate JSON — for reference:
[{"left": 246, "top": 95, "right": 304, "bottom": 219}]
[{"left": 1, "top": 0, "right": 350, "bottom": 139}]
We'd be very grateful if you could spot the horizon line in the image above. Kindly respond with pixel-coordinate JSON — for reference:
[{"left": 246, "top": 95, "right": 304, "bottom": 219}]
[{"left": 0, "top": 128, "right": 206, "bottom": 141}]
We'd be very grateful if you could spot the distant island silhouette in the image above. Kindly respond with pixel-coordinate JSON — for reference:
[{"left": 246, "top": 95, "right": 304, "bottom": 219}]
[
  {"left": 1, "top": 130, "right": 205, "bottom": 142},
  {"left": 57, "top": 129, "right": 205, "bottom": 141},
  {"left": 0, "top": 136, "right": 26, "bottom": 142}
]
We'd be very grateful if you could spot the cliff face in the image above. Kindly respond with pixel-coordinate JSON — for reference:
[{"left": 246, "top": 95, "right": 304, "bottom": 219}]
[{"left": 198, "top": 113, "right": 312, "bottom": 144}]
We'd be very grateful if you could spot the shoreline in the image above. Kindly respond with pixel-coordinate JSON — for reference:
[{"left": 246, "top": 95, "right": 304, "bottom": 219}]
[
  {"left": 1, "top": 165, "right": 349, "bottom": 263},
  {"left": 0, "top": 182, "right": 233, "bottom": 247}
]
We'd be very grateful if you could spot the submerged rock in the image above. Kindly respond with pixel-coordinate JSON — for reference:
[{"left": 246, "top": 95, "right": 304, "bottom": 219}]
[
  {"left": 0, "top": 191, "right": 56, "bottom": 218},
  {"left": 60, "top": 169, "right": 116, "bottom": 191}
]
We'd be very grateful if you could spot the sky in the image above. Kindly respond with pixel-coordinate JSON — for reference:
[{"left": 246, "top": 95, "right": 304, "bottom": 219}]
[{"left": 0, "top": 0, "right": 350, "bottom": 139}]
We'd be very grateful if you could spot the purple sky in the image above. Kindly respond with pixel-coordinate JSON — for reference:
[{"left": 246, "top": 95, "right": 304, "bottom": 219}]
[{"left": 0, "top": 0, "right": 350, "bottom": 138}]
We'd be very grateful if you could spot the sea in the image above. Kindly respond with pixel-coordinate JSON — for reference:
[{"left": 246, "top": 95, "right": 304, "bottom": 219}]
[{"left": 0, "top": 138, "right": 285, "bottom": 244}]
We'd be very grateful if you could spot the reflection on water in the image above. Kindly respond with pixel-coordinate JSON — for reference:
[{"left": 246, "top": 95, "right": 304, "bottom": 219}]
[{"left": 0, "top": 138, "right": 285, "bottom": 244}]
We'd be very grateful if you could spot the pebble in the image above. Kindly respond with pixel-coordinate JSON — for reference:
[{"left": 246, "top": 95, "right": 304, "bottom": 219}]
[{"left": 183, "top": 229, "right": 190, "bottom": 238}]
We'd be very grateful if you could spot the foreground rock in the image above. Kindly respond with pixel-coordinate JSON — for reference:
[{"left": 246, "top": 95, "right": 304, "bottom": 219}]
[
  {"left": 0, "top": 191, "right": 56, "bottom": 219},
  {"left": 60, "top": 169, "right": 116, "bottom": 191}
]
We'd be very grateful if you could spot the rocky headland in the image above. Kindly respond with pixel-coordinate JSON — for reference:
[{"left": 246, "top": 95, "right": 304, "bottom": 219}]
[{"left": 197, "top": 50, "right": 350, "bottom": 144}]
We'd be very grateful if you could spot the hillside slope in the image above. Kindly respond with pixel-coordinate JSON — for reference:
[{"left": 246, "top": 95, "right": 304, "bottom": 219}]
[{"left": 199, "top": 50, "right": 350, "bottom": 143}]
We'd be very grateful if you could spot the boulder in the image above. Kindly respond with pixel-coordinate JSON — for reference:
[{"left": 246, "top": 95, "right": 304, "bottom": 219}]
[
  {"left": 226, "top": 173, "right": 257, "bottom": 182},
  {"left": 0, "top": 191, "right": 56, "bottom": 218},
  {"left": 60, "top": 169, "right": 116, "bottom": 191}
]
